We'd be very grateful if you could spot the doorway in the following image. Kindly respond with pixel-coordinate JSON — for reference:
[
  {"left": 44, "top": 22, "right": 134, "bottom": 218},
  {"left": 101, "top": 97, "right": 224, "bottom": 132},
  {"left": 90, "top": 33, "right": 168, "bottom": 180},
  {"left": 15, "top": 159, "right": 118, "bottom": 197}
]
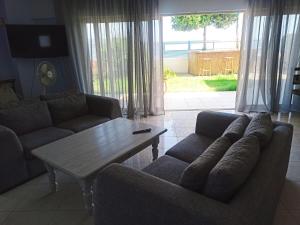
[{"left": 162, "top": 12, "right": 244, "bottom": 110}]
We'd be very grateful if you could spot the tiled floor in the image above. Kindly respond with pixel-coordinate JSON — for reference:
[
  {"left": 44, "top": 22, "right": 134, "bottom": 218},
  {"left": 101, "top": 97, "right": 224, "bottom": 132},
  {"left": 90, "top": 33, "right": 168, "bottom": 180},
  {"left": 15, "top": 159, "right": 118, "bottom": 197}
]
[
  {"left": 0, "top": 110, "right": 299, "bottom": 225},
  {"left": 164, "top": 91, "right": 236, "bottom": 110}
]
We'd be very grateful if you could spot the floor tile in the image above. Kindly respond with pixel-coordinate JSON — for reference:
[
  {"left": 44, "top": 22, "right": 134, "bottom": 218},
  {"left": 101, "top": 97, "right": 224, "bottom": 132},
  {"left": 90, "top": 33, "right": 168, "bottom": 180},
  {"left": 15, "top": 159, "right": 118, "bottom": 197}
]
[
  {"left": 273, "top": 211, "right": 298, "bottom": 225},
  {"left": 289, "top": 210, "right": 300, "bottom": 225},
  {"left": 0, "top": 212, "right": 10, "bottom": 225},
  {"left": 158, "top": 136, "right": 178, "bottom": 149},
  {"left": 161, "top": 128, "right": 177, "bottom": 137},
  {"left": 164, "top": 91, "right": 235, "bottom": 110},
  {"left": 2, "top": 211, "right": 53, "bottom": 225},
  {"left": 174, "top": 127, "right": 194, "bottom": 137},
  {"left": 287, "top": 163, "right": 300, "bottom": 182},
  {"left": 290, "top": 151, "right": 300, "bottom": 162},
  {"left": 0, "top": 195, "right": 19, "bottom": 212},
  {"left": 57, "top": 185, "right": 85, "bottom": 210},
  {"left": 49, "top": 211, "right": 89, "bottom": 225},
  {"left": 280, "top": 180, "right": 300, "bottom": 210}
]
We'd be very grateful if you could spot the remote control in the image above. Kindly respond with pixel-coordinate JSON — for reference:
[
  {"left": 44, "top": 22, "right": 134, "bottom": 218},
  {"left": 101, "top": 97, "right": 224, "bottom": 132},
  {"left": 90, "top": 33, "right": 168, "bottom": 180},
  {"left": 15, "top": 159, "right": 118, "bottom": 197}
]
[{"left": 132, "top": 128, "right": 152, "bottom": 134}]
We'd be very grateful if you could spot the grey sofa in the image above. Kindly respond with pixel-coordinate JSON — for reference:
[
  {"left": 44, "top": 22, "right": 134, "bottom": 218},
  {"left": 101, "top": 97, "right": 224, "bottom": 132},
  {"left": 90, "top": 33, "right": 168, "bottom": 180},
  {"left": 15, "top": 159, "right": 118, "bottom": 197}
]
[
  {"left": 94, "top": 111, "right": 293, "bottom": 225},
  {"left": 0, "top": 94, "right": 122, "bottom": 193}
]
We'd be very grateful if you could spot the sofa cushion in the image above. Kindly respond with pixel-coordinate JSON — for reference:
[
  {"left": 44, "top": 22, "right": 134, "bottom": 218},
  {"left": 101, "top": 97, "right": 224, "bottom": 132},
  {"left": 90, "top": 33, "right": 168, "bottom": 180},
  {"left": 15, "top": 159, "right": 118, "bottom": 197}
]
[
  {"left": 195, "top": 111, "right": 240, "bottom": 138},
  {"left": 56, "top": 114, "right": 110, "bottom": 133},
  {"left": 0, "top": 101, "right": 52, "bottom": 135},
  {"left": 19, "top": 127, "right": 74, "bottom": 160},
  {"left": 180, "top": 136, "right": 232, "bottom": 192},
  {"left": 222, "top": 114, "right": 250, "bottom": 143},
  {"left": 46, "top": 93, "right": 89, "bottom": 124},
  {"left": 166, "top": 134, "right": 215, "bottom": 163},
  {"left": 0, "top": 84, "right": 19, "bottom": 109},
  {"left": 203, "top": 135, "right": 260, "bottom": 202},
  {"left": 143, "top": 155, "right": 189, "bottom": 185},
  {"left": 40, "top": 91, "right": 78, "bottom": 101},
  {"left": 244, "top": 113, "right": 273, "bottom": 147}
]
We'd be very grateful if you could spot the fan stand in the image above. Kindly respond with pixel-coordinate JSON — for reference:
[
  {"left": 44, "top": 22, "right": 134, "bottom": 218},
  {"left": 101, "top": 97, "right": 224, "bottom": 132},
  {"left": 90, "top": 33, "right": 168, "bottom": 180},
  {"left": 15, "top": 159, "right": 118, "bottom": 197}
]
[{"left": 42, "top": 86, "right": 47, "bottom": 95}]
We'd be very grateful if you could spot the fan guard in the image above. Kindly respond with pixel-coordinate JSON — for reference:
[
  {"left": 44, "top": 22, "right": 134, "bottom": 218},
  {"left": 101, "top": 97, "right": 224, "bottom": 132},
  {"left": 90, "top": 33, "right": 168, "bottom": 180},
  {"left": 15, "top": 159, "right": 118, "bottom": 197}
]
[{"left": 37, "top": 61, "right": 57, "bottom": 87}]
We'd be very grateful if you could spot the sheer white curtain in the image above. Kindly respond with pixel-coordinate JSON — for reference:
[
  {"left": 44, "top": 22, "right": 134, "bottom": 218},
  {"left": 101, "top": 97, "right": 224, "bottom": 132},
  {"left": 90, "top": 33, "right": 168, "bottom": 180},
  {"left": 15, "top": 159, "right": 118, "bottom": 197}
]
[
  {"left": 236, "top": 0, "right": 300, "bottom": 113},
  {"left": 61, "top": 0, "right": 164, "bottom": 118}
]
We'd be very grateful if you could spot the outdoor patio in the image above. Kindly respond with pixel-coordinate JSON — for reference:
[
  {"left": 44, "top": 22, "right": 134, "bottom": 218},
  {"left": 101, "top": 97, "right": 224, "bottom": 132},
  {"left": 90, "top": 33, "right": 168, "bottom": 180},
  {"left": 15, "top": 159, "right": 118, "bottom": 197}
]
[{"left": 164, "top": 91, "right": 236, "bottom": 110}]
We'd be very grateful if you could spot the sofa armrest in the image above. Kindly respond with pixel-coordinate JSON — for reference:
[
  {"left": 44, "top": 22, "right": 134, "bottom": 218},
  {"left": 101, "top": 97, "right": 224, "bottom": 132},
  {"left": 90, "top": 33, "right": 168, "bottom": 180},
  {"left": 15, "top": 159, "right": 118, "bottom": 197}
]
[
  {"left": 86, "top": 94, "right": 122, "bottom": 119},
  {"left": 195, "top": 111, "right": 239, "bottom": 138},
  {"left": 0, "top": 125, "right": 24, "bottom": 161},
  {"left": 0, "top": 125, "right": 28, "bottom": 192},
  {"left": 94, "top": 164, "right": 246, "bottom": 225}
]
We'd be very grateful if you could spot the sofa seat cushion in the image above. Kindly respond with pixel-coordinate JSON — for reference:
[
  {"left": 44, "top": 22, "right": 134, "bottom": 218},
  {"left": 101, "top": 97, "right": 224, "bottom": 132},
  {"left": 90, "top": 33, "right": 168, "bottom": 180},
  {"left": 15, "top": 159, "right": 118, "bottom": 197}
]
[
  {"left": 0, "top": 101, "right": 52, "bottom": 135},
  {"left": 203, "top": 135, "right": 260, "bottom": 202},
  {"left": 143, "top": 155, "right": 189, "bottom": 185},
  {"left": 19, "top": 127, "right": 74, "bottom": 160},
  {"left": 56, "top": 114, "right": 110, "bottom": 133},
  {"left": 180, "top": 136, "right": 232, "bottom": 192},
  {"left": 166, "top": 134, "right": 215, "bottom": 163}
]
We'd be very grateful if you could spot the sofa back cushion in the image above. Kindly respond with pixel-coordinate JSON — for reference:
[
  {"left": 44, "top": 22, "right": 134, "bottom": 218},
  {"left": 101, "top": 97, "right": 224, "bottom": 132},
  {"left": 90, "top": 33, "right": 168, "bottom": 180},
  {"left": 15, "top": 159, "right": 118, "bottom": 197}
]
[
  {"left": 180, "top": 136, "right": 232, "bottom": 192},
  {"left": 244, "top": 113, "right": 273, "bottom": 147},
  {"left": 40, "top": 90, "right": 78, "bottom": 101},
  {"left": 203, "top": 135, "right": 260, "bottom": 202},
  {"left": 0, "top": 84, "right": 20, "bottom": 109},
  {"left": 46, "top": 93, "right": 89, "bottom": 124},
  {"left": 222, "top": 114, "right": 250, "bottom": 143},
  {"left": 0, "top": 101, "right": 52, "bottom": 135}
]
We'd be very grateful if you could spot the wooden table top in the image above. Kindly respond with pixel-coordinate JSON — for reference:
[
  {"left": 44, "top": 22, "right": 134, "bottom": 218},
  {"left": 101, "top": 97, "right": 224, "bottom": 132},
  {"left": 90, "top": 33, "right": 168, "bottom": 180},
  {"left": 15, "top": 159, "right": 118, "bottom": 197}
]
[{"left": 32, "top": 118, "right": 167, "bottom": 179}]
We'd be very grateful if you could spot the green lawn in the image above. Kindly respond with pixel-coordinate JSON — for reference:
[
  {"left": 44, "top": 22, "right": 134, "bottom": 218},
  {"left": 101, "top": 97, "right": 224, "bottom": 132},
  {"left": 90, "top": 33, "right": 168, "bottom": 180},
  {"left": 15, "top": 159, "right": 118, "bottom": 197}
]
[{"left": 165, "top": 74, "right": 238, "bottom": 92}]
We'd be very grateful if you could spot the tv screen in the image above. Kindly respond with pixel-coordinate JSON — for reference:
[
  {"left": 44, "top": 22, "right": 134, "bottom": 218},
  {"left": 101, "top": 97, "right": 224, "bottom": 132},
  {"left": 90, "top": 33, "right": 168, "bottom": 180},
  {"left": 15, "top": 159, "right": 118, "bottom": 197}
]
[{"left": 6, "top": 25, "right": 69, "bottom": 58}]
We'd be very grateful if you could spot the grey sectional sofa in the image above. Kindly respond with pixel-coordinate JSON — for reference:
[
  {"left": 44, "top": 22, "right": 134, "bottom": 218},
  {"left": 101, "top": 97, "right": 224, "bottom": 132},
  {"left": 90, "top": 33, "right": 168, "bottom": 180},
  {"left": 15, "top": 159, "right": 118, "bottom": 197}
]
[
  {"left": 94, "top": 111, "right": 293, "bottom": 225},
  {"left": 0, "top": 94, "right": 122, "bottom": 193}
]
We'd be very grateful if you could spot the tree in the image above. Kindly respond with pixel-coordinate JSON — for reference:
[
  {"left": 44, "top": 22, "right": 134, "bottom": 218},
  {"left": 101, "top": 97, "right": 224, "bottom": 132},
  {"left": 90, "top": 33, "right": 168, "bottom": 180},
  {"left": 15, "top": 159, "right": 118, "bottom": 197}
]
[{"left": 171, "top": 13, "right": 239, "bottom": 50}]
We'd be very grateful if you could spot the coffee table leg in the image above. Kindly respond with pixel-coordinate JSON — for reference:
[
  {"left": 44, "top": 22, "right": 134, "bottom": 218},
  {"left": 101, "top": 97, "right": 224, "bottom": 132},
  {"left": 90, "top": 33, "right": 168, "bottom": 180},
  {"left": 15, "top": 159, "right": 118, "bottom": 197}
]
[
  {"left": 152, "top": 136, "right": 160, "bottom": 161},
  {"left": 44, "top": 163, "right": 58, "bottom": 193},
  {"left": 79, "top": 180, "right": 94, "bottom": 215}
]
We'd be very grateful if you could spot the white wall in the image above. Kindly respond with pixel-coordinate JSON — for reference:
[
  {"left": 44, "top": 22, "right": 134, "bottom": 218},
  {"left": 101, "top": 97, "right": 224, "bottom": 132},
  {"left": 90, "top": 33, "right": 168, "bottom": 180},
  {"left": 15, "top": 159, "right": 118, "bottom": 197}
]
[{"left": 159, "top": 0, "right": 248, "bottom": 15}]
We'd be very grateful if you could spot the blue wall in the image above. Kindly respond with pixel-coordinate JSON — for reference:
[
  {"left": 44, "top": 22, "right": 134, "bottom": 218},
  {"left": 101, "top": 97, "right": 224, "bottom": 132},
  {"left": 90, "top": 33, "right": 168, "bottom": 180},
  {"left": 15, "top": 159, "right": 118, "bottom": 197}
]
[
  {"left": 0, "top": 0, "right": 76, "bottom": 97},
  {"left": 0, "top": 0, "right": 16, "bottom": 80}
]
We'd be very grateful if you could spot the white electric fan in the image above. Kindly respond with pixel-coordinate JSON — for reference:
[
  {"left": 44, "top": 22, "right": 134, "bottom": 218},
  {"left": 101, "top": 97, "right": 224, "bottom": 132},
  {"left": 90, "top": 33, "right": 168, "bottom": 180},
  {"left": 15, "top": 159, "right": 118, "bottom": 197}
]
[{"left": 37, "top": 61, "right": 57, "bottom": 94}]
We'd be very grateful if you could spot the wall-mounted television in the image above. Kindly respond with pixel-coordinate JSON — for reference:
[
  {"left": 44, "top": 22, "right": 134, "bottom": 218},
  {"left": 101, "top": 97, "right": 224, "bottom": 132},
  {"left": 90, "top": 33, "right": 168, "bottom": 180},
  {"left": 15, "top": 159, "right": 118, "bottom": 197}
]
[{"left": 6, "top": 25, "right": 69, "bottom": 58}]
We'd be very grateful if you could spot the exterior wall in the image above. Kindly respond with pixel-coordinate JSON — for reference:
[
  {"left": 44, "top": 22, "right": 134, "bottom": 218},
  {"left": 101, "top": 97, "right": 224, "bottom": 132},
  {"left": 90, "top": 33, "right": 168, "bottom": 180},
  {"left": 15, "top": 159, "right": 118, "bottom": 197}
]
[
  {"left": 189, "top": 50, "right": 240, "bottom": 75},
  {"left": 164, "top": 57, "right": 188, "bottom": 74}
]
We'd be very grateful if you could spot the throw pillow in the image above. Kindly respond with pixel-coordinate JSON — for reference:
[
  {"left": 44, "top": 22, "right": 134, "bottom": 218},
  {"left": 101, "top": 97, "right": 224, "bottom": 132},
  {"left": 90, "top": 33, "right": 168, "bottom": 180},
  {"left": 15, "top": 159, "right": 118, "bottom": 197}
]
[
  {"left": 203, "top": 135, "right": 260, "bottom": 202},
  {"left": 0, "top": 101, "right": 52, "bottom": 135},
  {"left": 244, "top": 113, "right": 273, "bottom": 147},
  {"left": 0, "top": 84, "right": 20, "bottom": 109},
  {"left": 46, "top": 93, "right": 89, "bottom": 124},
  {"left": 180, "top": 136, "right": 232, "bottom": 192},
  {"left": 222, "top": 114, "right": 250, "bottom": 143}
]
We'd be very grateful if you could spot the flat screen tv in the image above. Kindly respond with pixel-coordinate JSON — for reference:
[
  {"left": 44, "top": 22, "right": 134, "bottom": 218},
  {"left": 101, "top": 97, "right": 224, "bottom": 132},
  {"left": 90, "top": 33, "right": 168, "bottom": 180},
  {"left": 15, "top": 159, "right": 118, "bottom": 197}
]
[{"left": 6, "top": 25, "right": 69, "bottom": 58}]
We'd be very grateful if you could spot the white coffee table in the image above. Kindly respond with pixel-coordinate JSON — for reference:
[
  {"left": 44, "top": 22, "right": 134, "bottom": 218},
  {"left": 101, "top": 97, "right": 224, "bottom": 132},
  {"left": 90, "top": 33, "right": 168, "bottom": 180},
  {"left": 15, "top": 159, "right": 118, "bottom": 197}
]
[{"left": 32, "top": 118, "right": 167, "bottom": 214}]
